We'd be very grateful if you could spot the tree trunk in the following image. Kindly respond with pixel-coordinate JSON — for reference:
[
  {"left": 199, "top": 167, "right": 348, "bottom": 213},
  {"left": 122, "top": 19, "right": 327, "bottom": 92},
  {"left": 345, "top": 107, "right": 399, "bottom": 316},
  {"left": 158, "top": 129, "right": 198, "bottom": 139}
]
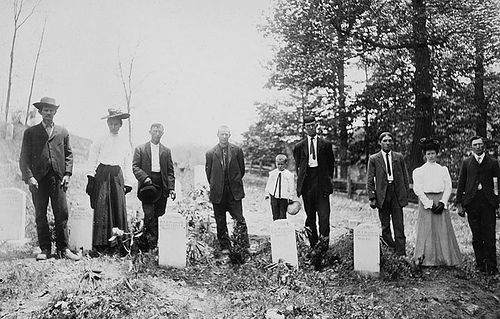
[
  {"left": 337, "top": 31, "right": 349, "bottom": 179},
  {"left": 474, "top": 38, "right": 487, "bottom": 138},
  {"left": 409, "top": 0, "right": 433, "bottom": 175},
  {"left": 5, "top": 28, "right": 17, "bottom": 123}
]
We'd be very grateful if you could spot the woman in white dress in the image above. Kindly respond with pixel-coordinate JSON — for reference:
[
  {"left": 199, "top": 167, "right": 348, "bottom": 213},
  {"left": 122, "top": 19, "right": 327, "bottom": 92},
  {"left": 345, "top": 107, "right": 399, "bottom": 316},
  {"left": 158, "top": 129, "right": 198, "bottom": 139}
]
[{"left": 412, "top": 138, "right": 462, "bottom": 266}]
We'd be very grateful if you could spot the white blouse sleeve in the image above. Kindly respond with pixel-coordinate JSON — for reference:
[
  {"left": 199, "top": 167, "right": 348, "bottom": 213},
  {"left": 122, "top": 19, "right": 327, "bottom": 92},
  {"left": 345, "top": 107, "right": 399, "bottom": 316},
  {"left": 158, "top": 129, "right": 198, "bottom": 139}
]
[
  {"left": 286, "top": 170, "right": 296, "bottom": 201},
  {"left": 440, "top": 166, "right": 452, "bottom": 208},
  {"left": 412, "top": 167, "right": 433, "bottom": 209},
  {"left": 87, "top": 138, "right": 102, "bottom": 177}
]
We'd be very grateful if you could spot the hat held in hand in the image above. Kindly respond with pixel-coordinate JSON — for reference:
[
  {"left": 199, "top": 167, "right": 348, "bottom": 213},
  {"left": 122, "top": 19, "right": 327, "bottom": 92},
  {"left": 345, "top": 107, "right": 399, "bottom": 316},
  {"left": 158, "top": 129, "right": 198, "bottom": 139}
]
[
  {"left": 287, "top": 200, "right": 302, "bottom": 215},
  {"left": 138, "top": 183, "right": 162, "bottom": 204}
]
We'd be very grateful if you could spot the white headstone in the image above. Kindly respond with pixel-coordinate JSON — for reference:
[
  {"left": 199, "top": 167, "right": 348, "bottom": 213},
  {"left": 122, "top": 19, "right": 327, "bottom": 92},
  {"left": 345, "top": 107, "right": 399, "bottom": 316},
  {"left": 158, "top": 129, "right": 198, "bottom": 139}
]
[
  {"left": 68, "top": 202, "right": 93, "bottom": 251},
  {"left": 354, "top": 223, "right": 380, "bottom": 276},
  {"left": 0, "top": 188, "right": 26, "bottom": 243},
  {"left": 5, "top": 123, "right": 14, "bottom": 140},
  {"left": 193, "top": 165, "right": 209, "bottom": 190},
  {"left": 270, "top": 219, "right": 298, "bottom": 268},
  {"left": 158, "top": 213, "right": 186, "bottom": 268}
]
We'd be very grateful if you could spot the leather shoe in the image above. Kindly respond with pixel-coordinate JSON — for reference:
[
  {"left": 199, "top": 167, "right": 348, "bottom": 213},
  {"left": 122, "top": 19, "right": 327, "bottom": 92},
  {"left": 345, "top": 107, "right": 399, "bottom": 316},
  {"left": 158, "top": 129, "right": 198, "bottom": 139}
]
[
  {"left": 36, "top": 249, "right": 51, "bottom": 261},
  {"left": 60, "top": 248, "right": 81, "bottom": 261}
]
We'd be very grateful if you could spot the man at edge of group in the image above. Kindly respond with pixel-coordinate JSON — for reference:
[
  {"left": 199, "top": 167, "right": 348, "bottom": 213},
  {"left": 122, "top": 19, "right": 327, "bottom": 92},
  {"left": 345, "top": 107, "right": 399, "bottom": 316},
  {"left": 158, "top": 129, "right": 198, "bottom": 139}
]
[
  {"left": 132, "top": 123, "right": 176, "bottom": 250},
  {"left": 456, "top": 136, "right": 499, "bottom": 275},
  {"left": 366, "top": 131, "right": 409, "bottom": 256},
  {"left": 293, "top": 116, "right": 335, "bottom": 252},
  {"left": 19, "top": 96, "right": 80, "bottom": 261},
  {"left": 205, "top": 125, "right": 249, "bottom": 254}
]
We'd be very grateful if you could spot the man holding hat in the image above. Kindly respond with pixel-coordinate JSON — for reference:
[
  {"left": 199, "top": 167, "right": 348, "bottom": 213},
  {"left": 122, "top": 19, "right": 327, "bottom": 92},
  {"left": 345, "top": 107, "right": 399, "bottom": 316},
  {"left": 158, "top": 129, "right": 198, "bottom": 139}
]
[
  {"left": 133, "top": 123, "right": 176, "bottom": 250},
  {"left": 19, "top": 97, "right": 80, "bottom": 261},
  {"left": 293, "top": 116, "right": 335, "bottom": 253}
]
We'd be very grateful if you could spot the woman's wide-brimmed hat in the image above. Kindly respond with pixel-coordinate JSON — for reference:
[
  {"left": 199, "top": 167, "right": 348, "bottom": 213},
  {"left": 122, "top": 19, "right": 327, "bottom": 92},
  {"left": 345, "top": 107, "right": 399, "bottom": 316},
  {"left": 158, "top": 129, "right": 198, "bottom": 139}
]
[
  {"left": 138, "top": 183, "right": 162, "bottom": 204},
  {"left": 101, "top": 108, "right": 130, "bottom": 120},
  {"left": 33, "top": 97, "right": 59, "bottom": 110},
  {"left": 419, "top": 137, "right": 441, "bottom": 152},
  {"left": 287, "top": 200, "right": 302, "bottom": 215}
]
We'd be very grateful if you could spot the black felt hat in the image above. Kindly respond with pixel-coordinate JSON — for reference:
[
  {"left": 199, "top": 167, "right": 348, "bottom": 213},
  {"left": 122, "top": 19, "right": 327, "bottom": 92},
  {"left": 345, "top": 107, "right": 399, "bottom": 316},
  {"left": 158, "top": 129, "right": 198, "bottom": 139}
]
[
  {"left": 303, "top": 116, "right": 316, "bottom": 124},
  {"left": 138, "top": 183, "right": 162, "bottom": 204}
]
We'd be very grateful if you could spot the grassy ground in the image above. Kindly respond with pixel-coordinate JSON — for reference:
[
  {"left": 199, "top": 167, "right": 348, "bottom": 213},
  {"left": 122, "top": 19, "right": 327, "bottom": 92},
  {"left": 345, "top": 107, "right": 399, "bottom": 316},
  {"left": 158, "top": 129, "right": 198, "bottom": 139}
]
[{"left": 0, "top": 130, "right": 499, "bottom": 318}]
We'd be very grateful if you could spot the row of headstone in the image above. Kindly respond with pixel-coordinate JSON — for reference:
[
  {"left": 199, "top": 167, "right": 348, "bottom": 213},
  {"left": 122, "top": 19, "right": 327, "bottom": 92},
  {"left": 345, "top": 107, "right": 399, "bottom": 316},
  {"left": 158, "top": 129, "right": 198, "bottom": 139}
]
[{"left": 0, "top": 188, "right": 26, "bottom": 243}]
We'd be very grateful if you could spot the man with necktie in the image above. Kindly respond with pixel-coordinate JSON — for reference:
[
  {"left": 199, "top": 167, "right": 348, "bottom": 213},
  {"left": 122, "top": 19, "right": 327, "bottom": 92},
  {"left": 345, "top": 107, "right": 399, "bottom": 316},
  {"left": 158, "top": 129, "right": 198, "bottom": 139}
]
[
  {"left": 205, "top": 125, "right": 249, "bottom": 253},
  {"left": 366, "top": 132, "right": 410, "bottom": 256},
  {"left": 293, "top": 116, "right": 335, "bottom": 252},
  {"left": 19, "top": 97, "right": 80, "bottom": 261},
  {"left": 265, "top": 154, "right": 296, "bottom": 220},
  {"left": 456, "top": 136, "right": 499, "bottom": 275}
]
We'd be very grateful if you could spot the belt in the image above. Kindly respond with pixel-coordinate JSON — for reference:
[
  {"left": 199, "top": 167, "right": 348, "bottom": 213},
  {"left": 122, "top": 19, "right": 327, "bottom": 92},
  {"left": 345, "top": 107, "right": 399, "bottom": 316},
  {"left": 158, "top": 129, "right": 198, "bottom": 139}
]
[{"left": 387, "top": 181, "right": 394, "bottom": 184}]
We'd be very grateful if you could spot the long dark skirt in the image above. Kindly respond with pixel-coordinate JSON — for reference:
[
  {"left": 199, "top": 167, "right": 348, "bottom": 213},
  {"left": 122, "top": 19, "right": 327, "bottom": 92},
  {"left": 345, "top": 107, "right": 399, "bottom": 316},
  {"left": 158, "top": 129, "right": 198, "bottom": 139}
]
[{"left": 92, "top": 164, "right": 128, "bottom": 247}]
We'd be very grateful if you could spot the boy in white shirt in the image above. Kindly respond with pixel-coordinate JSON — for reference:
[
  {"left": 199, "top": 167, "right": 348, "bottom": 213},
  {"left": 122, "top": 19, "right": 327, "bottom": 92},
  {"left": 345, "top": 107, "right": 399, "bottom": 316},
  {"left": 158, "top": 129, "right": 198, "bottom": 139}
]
[{"left": 265, "top": 154, "right": 296, "bottom": 220}]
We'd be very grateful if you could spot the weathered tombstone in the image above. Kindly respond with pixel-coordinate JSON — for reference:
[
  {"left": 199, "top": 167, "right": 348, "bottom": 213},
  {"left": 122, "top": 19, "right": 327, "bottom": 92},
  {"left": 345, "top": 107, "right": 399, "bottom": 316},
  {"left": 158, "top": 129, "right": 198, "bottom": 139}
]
[
  {"left": 68, "top": 202, "right": 93, "bottom": 252},
  {"left": 158, "top": 213, "right": 186, "bottom": 268},
  {"left": 193, "top": 165, "right": 209, "bottom": 190},
  {"left": 348, "top": 220, "right": 359, "bottom": 229},
  {"left": 0, "top": 188, "right": 26, "bottom": 243},
  {"left": 354, "top": 223, "right": 380, "bottom": 276},
  {"left": 270, "top": 219, "right": 298, "bottom": 268},
  {"left": 5, "top": 123, "right": 14, "bottom": 140}
]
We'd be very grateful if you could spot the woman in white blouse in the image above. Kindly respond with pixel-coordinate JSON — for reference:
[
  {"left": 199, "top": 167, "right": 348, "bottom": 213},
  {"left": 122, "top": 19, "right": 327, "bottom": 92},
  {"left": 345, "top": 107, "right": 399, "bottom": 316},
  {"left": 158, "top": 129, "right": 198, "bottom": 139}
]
[
  {"left": 412, "top": 138, "right": 461, "bottom": 266},
  {"left": 87, "top": 109, "right": 132, "bottom": 252}
]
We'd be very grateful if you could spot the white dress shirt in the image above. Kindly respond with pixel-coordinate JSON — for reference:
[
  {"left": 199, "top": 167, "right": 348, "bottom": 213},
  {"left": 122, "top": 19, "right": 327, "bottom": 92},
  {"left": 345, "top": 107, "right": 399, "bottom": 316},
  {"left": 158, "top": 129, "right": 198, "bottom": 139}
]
[
  {"left": 265, "top": 168, "right": 296, "bottom": 200},
  {"left": 381, "top": 150, "right": 393, "bottom": 182},
  {"left": 412, "top": 162, "right": 452, "bottom": 209},
  {"left": 308, "top": 136, "right": 318, "bottom": 168},
  {"left": 150, "top": 143, "right": 161, "bottom": 172}
]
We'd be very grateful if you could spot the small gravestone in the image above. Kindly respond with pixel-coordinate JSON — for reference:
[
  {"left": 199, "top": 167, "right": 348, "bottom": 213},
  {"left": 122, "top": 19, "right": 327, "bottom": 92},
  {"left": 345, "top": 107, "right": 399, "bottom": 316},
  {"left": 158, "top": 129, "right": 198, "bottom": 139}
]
[
  {"left": 158, "top": 213, "right": 186, "bottom": 268},
  {"left": 68, "top": 202, "right": 93, "bottom": 252},
  {"left": 193, "top": 165, "right": 209, "bottom": 190},
  {"left": 354, "top": 223, "right": 380, "bottom": 276},
  {"left": 0, "top": 188, "right": 26, "bottom": 243},
  {"left": 5, "top": 123, "right": 14, "bottom": 140},
  {"left": 270, "top": 219, "right": 298, "bottom": 268}
]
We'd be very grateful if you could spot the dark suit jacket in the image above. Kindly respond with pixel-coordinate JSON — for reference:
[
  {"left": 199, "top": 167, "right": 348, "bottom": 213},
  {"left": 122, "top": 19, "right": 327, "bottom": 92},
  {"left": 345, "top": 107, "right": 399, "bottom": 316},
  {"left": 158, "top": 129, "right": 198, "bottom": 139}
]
[
  {"left": 366, "top": 151, "right": 409, "bottom": 209},
  {"left": 205, "top": 143, "right": 245, "bottom": 204},
  {"left": 132, "top": 141, "right": 175, "bottom": 197},
  {"left": 456, "top": 154, "right": 500, "bottom": 208},
  {"left": 293, "top": 137, "right": 335, "bottom": 197},
  {"left": 19, "top": 123, "right": 73, "bottom": 182}
]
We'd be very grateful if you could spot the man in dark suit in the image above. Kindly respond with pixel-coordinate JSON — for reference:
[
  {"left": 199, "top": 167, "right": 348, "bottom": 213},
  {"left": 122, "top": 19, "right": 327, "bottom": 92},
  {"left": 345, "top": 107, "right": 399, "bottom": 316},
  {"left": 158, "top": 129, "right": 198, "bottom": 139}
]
[
  {"left": 293, "top": 116, "right": 335, "bottom": 251},
  {"left": 366, "top": 132, "right": 409, "bottom": 256},
  {"left": 456, "top": 136, "right": 499, "bottom": 275},
  {"left": 205, "top": 125, "right": 249, "bottom": 253},
  {"left": 132, "top": 123, "right": 176, "bottom": 249},
  {"left": 19, "top": 97, "right": 80, "bottom": 261}
]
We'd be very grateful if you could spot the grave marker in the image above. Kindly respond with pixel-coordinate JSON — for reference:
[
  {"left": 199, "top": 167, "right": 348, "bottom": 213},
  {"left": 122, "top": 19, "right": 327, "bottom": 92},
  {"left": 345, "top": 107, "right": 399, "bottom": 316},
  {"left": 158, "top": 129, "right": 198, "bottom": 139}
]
[
  {"left": 270, "top": 219, "right": 298, "bottom": 268},
  {"left": 354, "top": 223, "right": 380, "bottom": 276},
  {"left": 68, "top": 202, "right": 93, "bottom": 252},
  {"left": 0, "top": 188, "right": 26, "bottom": 243},
  {"left": 158, "top": 213, "right": 186, "bottom": 268}
]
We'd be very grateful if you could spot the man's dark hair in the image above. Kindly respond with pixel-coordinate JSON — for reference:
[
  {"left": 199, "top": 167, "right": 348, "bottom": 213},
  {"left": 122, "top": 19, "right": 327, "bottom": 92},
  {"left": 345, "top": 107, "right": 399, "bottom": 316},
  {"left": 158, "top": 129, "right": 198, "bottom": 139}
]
[
  {"left": 469, "top": 135, "right": 484, "bottom": 144},
  {"left": 378, "top": 132, "right": 394, "bottom": 142}
]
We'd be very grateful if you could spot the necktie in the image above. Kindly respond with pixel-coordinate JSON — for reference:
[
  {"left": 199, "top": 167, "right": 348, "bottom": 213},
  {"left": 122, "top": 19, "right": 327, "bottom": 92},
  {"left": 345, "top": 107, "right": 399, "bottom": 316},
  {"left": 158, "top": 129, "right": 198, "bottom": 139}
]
[
  {"left": 274, "top": 172, "right": 282, "bottom": 198},
  {"left": 310, "top": 138, "right": 316, "bottom": 160},
  {"left": 385, "top": 152, "right": 391, "bottom": 176},
  {"left": 222, "top": 148, "right": 228, "bottom": 170}
]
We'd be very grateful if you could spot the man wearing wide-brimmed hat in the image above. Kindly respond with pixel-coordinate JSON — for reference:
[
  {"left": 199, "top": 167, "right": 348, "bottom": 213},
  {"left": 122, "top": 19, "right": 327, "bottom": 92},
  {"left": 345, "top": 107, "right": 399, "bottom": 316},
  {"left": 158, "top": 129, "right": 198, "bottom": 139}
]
[
  {"left": 19, "top": 97, "right": 81, "bottom": 261},
  {"left": 87, "top": 108, "right": 132, "bottom": 254}
]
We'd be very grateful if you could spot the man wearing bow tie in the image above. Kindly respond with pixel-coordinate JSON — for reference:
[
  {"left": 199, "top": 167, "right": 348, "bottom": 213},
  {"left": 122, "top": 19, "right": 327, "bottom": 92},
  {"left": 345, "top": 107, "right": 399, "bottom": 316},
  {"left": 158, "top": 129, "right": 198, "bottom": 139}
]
[
  {"left": 366, "top": 132, "right": 410, "bottom": 256},
  {"left": 293, "top": 116, "right": 335, "bottom": 252}
]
